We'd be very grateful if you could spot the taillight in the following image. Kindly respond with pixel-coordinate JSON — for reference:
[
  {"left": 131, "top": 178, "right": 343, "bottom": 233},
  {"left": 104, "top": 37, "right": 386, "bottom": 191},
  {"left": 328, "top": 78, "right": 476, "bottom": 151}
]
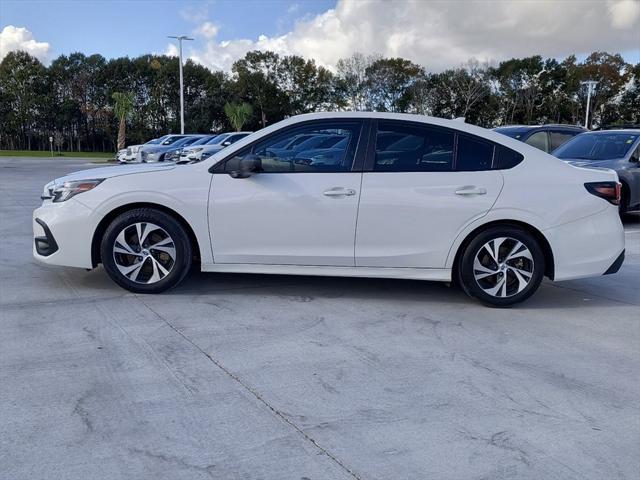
[{"left": 584, "top": 181, "right": 621, "bottom": 205}]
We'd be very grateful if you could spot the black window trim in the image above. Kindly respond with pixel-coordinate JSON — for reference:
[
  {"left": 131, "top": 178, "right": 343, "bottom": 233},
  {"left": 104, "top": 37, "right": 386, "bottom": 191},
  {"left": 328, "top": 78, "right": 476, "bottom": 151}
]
[
  {"left": 364, "top": 119, "right": 521, "bottom": 172},
  {"left": 209, "top": 118, "right": 371, "bottom": 174},
  {"left": 364, "top": 119, "right": 458, "bottom": 172}
]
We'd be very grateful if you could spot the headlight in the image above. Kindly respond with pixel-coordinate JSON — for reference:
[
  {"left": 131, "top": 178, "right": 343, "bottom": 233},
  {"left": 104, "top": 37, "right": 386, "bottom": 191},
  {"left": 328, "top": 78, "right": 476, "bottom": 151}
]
[
  {"left": 50, "top": 179, "right": 104, "bottom": 203},
  {"left": 191, "top": 147, "right": 204, "bottom": 153}
]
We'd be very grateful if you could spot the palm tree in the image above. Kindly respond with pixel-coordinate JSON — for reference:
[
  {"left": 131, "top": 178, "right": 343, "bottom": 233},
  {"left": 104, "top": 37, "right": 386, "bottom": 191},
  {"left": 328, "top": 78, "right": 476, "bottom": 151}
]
[
  {"left": 224, "top": 102, "right": 253, "bottom": 132},
  {"left": 112, "top": 92, "right": 135, "bottom": 150}
]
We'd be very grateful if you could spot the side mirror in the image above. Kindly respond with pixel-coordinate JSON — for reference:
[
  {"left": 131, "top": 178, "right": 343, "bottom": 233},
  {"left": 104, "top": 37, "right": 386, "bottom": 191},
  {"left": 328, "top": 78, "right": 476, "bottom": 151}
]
[
  {"left": 630, "top": 150, "right": 639, "bottom": 163},
  {"left": 229, "top": 154, "right": 261, "bottom": 179},
  {"left": 222, "top": 141, "right": 232, "bottom": 146}
]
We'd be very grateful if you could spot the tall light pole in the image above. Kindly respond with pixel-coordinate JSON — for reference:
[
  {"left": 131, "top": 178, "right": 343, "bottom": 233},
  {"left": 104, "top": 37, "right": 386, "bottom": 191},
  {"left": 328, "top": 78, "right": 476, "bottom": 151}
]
[
  {"left": 168, "top": 35, "right": 193, "bottom": 134},
  {"left": 581, "top": 80, "right": 598, "bottom": 130}
]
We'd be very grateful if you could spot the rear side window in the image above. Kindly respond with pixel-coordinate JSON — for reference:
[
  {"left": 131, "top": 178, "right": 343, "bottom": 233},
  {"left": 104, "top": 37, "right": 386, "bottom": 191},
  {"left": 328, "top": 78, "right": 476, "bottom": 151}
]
[
  {"left": 494, "top": 145, "right": 524, "bottom": 169},
  {"left": 525, "top": 131, "right": 549, "bottom": 152},
  {"left": 549, "top": 131, "right": 576, "bottom": 151},
  {"left": 456, "top": 135, "right": 494, "bottom": 171},
  {"left": 374, "top": 122, "right": 454, "bottom": 172}
]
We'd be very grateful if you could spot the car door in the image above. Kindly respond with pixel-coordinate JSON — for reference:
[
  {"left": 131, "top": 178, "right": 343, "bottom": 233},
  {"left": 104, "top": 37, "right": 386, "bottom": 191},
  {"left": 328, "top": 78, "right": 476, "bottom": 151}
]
[
  {"left": 209, "top": 120, "right": 366, "bottom": 266},
  {"left": 355, "top": 120, "right": 504, "bottom": 268}
]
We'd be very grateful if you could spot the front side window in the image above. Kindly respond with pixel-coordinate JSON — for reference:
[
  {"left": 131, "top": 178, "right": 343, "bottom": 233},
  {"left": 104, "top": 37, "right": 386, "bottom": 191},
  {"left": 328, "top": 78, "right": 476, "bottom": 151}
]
[
  {"left": 525, "top": 131, "right": 550, "bottom": 152},
  {"left": 224, "top": 122, "right": 361, "bottom": 173},
  {"left": 456, "top": 135, "right": 494, "bottom": 171},
  {"left": 374, "top": 122, "right": 454, "bottom": 172}
]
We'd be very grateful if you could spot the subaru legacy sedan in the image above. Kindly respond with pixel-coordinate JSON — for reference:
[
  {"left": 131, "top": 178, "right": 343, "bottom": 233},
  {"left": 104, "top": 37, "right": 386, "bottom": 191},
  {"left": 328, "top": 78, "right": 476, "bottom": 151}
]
[{"left": 33, "top": 113, "right": 624, "bottom": 306}]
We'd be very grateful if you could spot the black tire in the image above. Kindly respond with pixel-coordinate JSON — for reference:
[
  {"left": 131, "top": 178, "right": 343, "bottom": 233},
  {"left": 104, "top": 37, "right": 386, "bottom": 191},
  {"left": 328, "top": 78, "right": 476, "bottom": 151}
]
[
  {"left": 457, "top": 226, "right": 545, "bottom": 307},
  {"left": 101, "top": 208, "right": 192, "bottom": 293}
]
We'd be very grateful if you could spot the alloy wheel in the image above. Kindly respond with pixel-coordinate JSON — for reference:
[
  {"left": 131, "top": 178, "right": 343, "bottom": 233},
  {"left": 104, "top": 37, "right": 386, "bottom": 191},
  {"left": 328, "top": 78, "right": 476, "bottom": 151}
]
[
  {"left": 112, "top": 222, "right": 176, "bottom": 284},
  {"left": 473, "top": 237, "right": 534, "bottom": 298}
]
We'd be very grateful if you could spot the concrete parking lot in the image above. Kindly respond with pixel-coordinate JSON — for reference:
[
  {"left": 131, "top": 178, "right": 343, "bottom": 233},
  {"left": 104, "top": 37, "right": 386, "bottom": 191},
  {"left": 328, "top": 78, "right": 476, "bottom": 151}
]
[{"left": 1, "top": 156, "right": 639, "bottom": 480}]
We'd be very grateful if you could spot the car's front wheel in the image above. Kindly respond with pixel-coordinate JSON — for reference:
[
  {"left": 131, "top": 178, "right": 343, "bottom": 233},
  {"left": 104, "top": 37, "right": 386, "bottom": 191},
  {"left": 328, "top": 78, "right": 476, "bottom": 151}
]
[
  {"left": 458, "top": 226, "right": 545, "bottom": 307},
  {"left": 101, "top": 208, "right": 192, "bottom": 293}
]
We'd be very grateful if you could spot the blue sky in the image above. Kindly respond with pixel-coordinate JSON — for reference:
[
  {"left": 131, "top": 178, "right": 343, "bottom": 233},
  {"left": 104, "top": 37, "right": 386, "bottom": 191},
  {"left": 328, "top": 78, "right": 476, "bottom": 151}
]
[
  {"left": 0, "top": 0, "right": 335, "bottom": 59},
  {"left": 1, "top": 0, "right": 638, "bottom": 71}
]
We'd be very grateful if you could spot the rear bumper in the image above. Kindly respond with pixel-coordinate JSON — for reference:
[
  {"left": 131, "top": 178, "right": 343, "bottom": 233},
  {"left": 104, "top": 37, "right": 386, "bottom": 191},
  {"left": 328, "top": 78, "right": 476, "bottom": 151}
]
[
  {"left": 544, "top": 206, "right": 625, "bottom": 281},
  {"left": 604, "top": 249, "right": 625, "bottom": 275}
]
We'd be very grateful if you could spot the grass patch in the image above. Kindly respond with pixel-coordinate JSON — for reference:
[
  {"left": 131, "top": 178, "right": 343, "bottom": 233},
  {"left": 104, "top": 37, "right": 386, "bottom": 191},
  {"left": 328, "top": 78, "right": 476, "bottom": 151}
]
[{"left": 0, "top": 150, "right": 115, "bottom": 159}]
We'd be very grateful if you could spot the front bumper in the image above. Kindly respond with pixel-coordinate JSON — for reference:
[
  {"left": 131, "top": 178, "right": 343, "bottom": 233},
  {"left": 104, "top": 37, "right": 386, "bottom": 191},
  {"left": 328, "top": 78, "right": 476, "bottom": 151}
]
[
  {"left": 34, "top": 218, "right": 59, "bottom": 256},
  {"left": 33, "top": 199, "right": 96, "bottom": 268}
]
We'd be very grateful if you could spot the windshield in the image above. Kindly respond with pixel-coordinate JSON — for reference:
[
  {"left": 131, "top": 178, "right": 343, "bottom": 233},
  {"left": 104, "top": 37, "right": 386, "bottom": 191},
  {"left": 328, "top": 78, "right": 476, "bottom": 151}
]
[
  {"left": 161, "top": 135, "right": 188, "bottom": 145},
  {"left": 554, "top": 133, "right": 639, "bottom": 160},
  {"left": 176, "top": 136, "right": 202, "bottom": 147},
  {"left": 494, "top": 127, "right": 530, "bottom": 140},
  {"left": 190, "top": 136, "right": 216, "bottom": 146},
  {"left": 207, "top": 134, "right": 230, "bottom": 145}
]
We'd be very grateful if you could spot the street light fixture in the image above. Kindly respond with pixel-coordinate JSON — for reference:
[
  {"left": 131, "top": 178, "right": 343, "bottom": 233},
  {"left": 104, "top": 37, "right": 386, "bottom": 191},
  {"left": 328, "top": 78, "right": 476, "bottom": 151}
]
[
  {"left": 581, "top": 80, "right": 598, "bottom": 130},
  {"left": 168, "top": 35, "right": 194, "bottom": 134}
]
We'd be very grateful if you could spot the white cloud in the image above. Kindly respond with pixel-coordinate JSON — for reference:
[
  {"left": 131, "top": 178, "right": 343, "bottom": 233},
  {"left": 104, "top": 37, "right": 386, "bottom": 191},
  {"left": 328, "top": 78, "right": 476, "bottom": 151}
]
[
  {"left": 0, "top": 25, "right": 51, "bottom": 64},
  {"left": 178, "top": 0, "right": 640, "bottom": 72},
  {"left": 179, "top": 4, "right": 209, "bottom": 23},
  {"left": 195, "top": 21, "right": 219, "bottom": 39},
  {"left": 608, "top": 0, "right": 640, "bottom": 29}
]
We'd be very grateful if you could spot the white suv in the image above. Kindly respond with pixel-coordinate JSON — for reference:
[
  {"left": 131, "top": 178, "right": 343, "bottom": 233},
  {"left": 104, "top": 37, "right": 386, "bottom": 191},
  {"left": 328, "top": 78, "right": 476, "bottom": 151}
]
[{"left": 33, "top": 113, "right": 625, "bottom": 306}]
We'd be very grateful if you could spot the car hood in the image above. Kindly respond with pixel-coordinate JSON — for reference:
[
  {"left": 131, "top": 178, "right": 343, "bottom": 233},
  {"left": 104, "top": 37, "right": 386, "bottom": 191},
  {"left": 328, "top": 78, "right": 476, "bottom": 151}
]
[{"left": 55, "top": 162, "right": 176, "bottom": 183}]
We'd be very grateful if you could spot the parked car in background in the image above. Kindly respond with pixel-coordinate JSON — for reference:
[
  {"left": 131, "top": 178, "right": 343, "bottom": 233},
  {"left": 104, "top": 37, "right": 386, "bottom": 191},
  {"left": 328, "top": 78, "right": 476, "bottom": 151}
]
[
  {"left": 553, "top": 129, "right": 640, "bottom": 214},
  {"left": 33, "top": 112, "right": 625, "bottom": 307},
  {"left": 141, "top": 135, "right": 206, "bottom": 163},
  {"left": 117, "top": 135, "right": 171, "bottom": 163},
  {"left": 178, "top": 134, "right": 227, "bottom": 162},
  {"left": 494, "top": 124, "right": 586, "bottom": 153},
  {"left": 188, "top": 132, "right": 252, "bottom": 162},
  {"left": 163, "top": 135, "right": 218, "bottom": 163}
]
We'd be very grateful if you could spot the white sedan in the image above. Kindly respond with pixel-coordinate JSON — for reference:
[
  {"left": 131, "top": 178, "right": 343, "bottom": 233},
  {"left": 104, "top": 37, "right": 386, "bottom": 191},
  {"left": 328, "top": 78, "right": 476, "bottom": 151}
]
[{"left": 33, "top": 112, "right": 625, "bottom": 306}]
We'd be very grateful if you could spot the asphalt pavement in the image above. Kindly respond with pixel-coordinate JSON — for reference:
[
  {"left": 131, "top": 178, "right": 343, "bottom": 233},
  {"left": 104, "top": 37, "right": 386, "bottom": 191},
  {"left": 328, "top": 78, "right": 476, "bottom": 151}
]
[{"left": 1, "top": 157, "right": 639, "bottom": 480}]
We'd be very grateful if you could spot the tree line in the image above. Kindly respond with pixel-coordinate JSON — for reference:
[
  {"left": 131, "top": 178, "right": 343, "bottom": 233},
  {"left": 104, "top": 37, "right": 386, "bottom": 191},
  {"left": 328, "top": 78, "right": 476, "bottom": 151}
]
[{"left": 0, "top": 49, "right": 638, "bottom": 152}]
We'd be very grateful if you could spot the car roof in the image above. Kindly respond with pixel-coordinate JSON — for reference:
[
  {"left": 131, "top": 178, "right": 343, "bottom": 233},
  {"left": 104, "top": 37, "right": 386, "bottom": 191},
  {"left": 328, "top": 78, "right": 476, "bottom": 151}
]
[
  {"left": 583, "top": 129, "right": 640, "bottom": 134},
  {"left": 494, "top": 124, "right": 585, "bottom": 132}
]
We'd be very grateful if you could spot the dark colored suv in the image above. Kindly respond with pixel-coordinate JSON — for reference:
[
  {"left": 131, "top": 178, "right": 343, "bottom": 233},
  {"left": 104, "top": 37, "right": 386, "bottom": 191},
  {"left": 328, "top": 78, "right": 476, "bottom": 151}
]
[{"left": 493, "top": 125, "right": 586, "bottom": 153}]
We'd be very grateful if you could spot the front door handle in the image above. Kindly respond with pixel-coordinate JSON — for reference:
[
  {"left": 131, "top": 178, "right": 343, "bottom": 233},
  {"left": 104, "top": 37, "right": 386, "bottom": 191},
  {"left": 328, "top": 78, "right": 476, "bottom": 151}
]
[
  {"left": 455, "top": 186, "right": 487, "bottom": 196},
  {"left": 323, "top": 187, "right": 357, "bottom": 197}
]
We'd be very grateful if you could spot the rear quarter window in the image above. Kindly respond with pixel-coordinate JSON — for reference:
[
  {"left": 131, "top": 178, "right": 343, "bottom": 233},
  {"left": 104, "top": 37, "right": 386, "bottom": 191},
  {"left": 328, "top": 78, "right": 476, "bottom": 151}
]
[{"left": 493, "top": 145, "right": 524, "bottom": 169}]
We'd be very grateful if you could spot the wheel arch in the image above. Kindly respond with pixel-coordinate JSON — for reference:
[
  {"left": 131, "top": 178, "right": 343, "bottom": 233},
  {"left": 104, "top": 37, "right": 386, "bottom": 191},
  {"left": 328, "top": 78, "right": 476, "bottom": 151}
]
[
  {"left": 451, "top": 219, "right": 555, "bottom": 281},
  {"left": 91, "top": 202, "right": 201, "bottom": 267}
]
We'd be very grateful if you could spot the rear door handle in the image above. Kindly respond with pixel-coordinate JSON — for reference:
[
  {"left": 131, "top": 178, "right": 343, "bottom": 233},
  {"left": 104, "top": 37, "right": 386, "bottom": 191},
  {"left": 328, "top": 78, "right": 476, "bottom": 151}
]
[
  {"left": 455, "top": 186, "right": 487, "bottom": 196},
  {"left": 323, "top": 187, "right": 357, "bottom": 197}
]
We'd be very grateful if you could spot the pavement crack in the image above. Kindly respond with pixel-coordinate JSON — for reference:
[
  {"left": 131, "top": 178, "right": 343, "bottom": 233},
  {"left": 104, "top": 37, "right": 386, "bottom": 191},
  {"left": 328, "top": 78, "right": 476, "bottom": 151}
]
[
  {"left": 128, "top": 447, "right": 216, "bottom": 477},
  {"left": 135, "top": 295, "right": 364, "bottom": 480},
  {"left": 72, "top": 390, "right": 94, "bottom": 433}
]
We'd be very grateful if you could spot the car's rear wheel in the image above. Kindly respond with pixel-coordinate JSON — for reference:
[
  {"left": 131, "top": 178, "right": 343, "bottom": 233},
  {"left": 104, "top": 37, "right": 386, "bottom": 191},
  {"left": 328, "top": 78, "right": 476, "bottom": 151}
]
[
  {"left": 101, "top": 208, "right": 192, "bottom": 293},
  {"left": 458, "top": 226, "right": 545, "bottom": 307}
]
